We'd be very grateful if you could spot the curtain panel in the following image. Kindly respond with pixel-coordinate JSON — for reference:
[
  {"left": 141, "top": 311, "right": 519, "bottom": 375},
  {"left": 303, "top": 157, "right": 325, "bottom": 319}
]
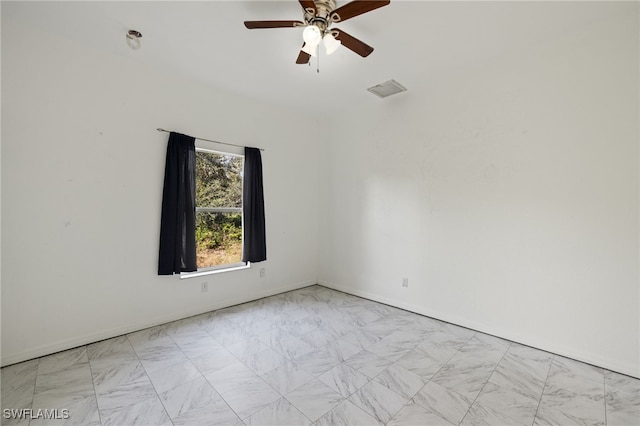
[
  {"left": 158, "top": 132, "right": 197, "bottom": 275},
  {"left": 242, "top": 147, "right": 267, "bottom": 263}
]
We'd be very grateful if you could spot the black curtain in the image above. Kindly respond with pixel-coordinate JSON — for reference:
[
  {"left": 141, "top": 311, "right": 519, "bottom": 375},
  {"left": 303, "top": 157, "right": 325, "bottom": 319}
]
[
  {"left": 242, "top": 147, "right": 267, "bottom": 263},
  {"left": 158, "top": 132, "right": 197, "bottom": 275}
]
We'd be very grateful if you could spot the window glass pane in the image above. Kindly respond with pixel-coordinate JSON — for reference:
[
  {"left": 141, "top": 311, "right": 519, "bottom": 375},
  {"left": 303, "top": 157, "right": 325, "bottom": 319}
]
[
  {"left": 196, "top": 211, "right": 243, "bottom": 269},
  {"left": 195, "top": 150, "right": 243, "bottom": 270},
  {"left": 196, "top": 153, "right": 243, "bottom": 209}
]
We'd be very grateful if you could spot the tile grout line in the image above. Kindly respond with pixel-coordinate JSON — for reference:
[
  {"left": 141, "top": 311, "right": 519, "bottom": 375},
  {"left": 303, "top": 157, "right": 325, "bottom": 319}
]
[
  {"left": 457, "top": 341, "right": 513, "bottom": 425},
  {"left": 292, "top": 304, "right": 402, "bottom": 424},
  {"left": 124, "top": 332, "right": 175, "bottom": 426},
  {"left": 280, "top": 394, "right": 315, "bottom": 425},
  {"left": 28, "top": 358, "right": 40, "bottom": 426},
  {"left": 530, "top": 354, "right": 556, "bottom": 426},
  {"left": 251, "top": 317, "right": 318, "bottom": 425},
  {"left": 425, "top": 331, "right": 477, "bottom": 425},
  {"left": 371, "top": 326, "right": 478, "bottom": 423},
  {"left": 353, "top": 362, "right": 400, "bottom": 425},
  {"left": 192, "top": 311, "right": 314, "bottom": 423},
  {"left": 385, "top": 330, "right": 476, "bottom": 425},
  {"left": 85, "top": 348, "right": 104, "bottom": 426},
  {"left": 282, "top": 390, "right": 338, "bottom": 425},
  {"left": 185, "top": 320, "right": 264, "bottom": 423},
  {"left": 603, "top": 370, "right": 608, "bottom": 426}
]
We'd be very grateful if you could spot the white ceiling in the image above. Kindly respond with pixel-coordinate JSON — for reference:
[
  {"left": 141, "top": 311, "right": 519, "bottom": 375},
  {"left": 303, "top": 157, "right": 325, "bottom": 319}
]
[{"left": 2, "top": 1, "right": 624, "bottom": 114}]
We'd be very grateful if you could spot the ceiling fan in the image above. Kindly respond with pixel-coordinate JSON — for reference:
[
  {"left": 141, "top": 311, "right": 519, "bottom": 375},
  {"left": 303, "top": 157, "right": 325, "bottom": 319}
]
[{"left": 244, "top": 0, "right": 390, "bottom": 64}]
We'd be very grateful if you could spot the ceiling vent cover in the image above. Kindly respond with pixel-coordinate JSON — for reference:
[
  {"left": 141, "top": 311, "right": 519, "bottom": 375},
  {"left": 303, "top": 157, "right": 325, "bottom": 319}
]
[{"left": 367, "top": 79, "right": 407, "bottom": 98}]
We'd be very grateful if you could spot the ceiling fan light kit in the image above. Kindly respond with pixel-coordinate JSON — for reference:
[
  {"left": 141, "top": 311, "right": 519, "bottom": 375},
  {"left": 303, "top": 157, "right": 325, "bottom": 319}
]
[
  {"left": 323, "top": 32, "right": 342, "bottom": 55},
  {"left": 303, "top": 25, "right": 322, "bottom": 44},
  {"left": 244, "top": 0, "right": 390, "bottom": 64}
]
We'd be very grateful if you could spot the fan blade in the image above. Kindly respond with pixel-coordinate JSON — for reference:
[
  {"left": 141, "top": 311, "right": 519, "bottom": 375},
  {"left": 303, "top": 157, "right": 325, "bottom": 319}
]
[
  {"left": 296, "top": 48, "right": 311, "bottom": 64},
  {"left": 332, "top": 28, "right": 374, "bottom": 57},
  {"left": 299, "top": 0, "right": 316, "bottom": 13},
  {"left": 244, "top": 20, "right": 304, "bottom": 29},
  {"left": 330, "top": 0, "right": 390, "bottom": 22}
]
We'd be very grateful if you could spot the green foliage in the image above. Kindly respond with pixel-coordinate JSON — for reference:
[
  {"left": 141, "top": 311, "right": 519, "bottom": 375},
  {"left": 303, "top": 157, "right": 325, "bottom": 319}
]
[
  {"left": 196, "top": 152, "right": 242, "bottom": 208},
  {"left": 196, "top": 212, "right": 242, "bottom": 251}
]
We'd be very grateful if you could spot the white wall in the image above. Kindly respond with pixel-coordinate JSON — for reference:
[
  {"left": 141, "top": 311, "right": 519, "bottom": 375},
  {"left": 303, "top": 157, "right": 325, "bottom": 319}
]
[
  {"left": 1, "top": 20, "right": 319, "bottom": 366},
  {"left": 318, "top": 10, "right": 640, "bottom": 377}
]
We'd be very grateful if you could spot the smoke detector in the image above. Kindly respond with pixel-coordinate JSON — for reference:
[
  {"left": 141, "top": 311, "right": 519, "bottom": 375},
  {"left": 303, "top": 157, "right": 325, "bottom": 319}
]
[{"left": 367, "top": 79, "right": 407, "bottom": 98}]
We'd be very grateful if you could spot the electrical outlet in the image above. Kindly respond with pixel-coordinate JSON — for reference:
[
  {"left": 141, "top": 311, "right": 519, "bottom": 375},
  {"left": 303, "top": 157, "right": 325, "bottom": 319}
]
[
  {"left": 201, "top": 282, "right": 208, "bottom": 293},
  {"left": 402, "top": 277, "right": 409, "bottom": 288},
  {"left": 260, "top": 268, "right": 266, "bottom": 278}
]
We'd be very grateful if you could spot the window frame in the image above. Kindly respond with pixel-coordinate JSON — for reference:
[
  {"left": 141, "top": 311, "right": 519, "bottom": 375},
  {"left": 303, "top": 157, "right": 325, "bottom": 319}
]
[{"left": 181, "top": 144, "right": 248, "bottom": 278}]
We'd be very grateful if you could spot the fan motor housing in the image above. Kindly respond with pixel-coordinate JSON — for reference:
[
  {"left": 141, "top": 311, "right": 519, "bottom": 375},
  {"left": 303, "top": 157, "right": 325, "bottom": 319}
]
[{"left": 305, "top": 0, "right": 336, "bottom": 28}]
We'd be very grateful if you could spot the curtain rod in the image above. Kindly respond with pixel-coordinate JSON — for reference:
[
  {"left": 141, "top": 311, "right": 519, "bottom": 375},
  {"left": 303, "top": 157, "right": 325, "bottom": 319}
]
[{"left": 157, "top": 128, "right": 264, "bottom": 151}]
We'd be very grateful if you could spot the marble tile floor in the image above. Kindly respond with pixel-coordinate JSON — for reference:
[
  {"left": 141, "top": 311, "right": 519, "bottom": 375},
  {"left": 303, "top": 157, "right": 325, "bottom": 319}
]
[{"left": 2, "top": 285, "right": 639, "bottom": 426}]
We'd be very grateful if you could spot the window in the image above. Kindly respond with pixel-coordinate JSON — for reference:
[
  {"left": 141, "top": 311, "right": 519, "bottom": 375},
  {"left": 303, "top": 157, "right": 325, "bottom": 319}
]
[{"left": 195, "top": 148, "right": 244, "bottom": 271}]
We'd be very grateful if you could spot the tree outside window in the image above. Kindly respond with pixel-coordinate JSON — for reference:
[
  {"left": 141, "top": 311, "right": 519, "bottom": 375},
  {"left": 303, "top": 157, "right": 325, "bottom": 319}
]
[{"left": 195, "top": 150, "right": 244, "bottom": 269}]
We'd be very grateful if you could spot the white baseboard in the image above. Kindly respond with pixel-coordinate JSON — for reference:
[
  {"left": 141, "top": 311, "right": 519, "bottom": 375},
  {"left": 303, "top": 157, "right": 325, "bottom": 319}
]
[
  {"left": 318, "top": 280, "right": 640, "bottom": 379},
  {"left": 1, "top": 280, "right": 316, "bottom": 367}
]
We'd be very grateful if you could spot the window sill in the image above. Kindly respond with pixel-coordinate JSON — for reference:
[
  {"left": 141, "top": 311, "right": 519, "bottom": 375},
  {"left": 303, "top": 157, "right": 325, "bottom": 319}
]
[{"left": 180, "top": 263, "right": 250, "bottom": 279}]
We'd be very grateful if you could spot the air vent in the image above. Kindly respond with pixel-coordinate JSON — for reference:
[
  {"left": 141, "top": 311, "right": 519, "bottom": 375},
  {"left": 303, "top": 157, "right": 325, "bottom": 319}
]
[{"left": 367, "top": 79, "right": 407, "bottom": 98}]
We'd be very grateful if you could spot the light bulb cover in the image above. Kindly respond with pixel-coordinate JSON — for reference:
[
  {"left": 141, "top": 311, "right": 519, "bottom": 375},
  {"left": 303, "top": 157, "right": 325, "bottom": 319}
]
[
  {"left": 323, "top": 32, "right": 341, "bottom": 55},
  {"left": 302, "top": 25, "right": 321, "bottom": 45},
  {"left": 301, "top": 42, "right": 317, "bottom": 57}
]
